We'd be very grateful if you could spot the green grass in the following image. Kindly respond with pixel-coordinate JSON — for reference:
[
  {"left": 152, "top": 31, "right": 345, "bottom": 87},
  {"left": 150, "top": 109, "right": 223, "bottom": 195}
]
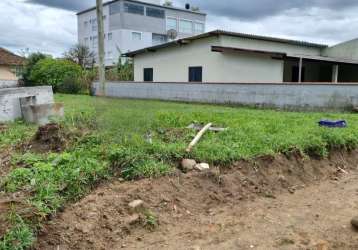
[
  {"left": 1, "top": 94, "right": 358, "bottom": 249},
  {"left": 58, "top": 94, "right": 358, "bottom": 163}
]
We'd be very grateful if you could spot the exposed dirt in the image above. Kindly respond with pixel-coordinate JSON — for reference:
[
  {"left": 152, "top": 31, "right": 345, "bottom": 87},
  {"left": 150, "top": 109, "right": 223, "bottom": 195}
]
[
  {"left": 21, "top": 123, "right": 68, "bottom": 153},
  {"left": 35, "top": 150, "right": 358, "bottom": 250}
]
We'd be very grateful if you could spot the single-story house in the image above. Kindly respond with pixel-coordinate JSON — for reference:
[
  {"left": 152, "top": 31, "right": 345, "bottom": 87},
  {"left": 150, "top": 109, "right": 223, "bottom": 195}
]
[
  {"left": 0, "top": 47, "right": 24, "bottom": 81},
  {"left": 125, "top": 30, "right": 358, "bottom": 83}
]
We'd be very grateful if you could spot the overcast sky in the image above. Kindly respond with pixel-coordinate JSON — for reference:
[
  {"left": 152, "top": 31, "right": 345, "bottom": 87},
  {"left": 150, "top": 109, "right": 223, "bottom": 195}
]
[{"left": 2, "top": 0, "right": 358, "bottom": 56}]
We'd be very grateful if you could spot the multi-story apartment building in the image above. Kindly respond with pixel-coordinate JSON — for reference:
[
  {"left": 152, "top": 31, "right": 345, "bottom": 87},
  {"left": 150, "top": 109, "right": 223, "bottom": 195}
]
[{"left": 77, "top": 0, "right": 206, "bottom": 66}]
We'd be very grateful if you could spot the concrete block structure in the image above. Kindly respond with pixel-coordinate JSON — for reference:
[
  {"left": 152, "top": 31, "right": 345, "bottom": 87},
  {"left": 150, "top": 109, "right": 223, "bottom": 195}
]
[
  {"left": 125, "top": 30, "right": 358, "bottom": 83},
  {"left": 77, "top": 0, "right": 206, "bottom": 66},
  {"left": 93, "top": 81, "right": 358, "bottom": 111}
]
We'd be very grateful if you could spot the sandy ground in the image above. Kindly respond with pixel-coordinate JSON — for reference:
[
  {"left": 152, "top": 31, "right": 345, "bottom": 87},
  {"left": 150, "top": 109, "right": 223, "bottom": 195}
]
[{"left": 35, "top": 151, "right": 358, "bottom": 250}]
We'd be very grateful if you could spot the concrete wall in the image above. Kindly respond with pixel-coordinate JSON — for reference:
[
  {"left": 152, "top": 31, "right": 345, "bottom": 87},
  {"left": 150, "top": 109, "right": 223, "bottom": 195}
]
[
  {"left": 0, "top": 80, "right": 18, "bottom": 88},
  {"left": 0, "top": 86, "right": 54, "bottom": 122},
  {"left": 0, "top": 66, "right": 18, "bottom": 80},
  {"left": 93, "top": 81, "right": 358, "bottom": 111},
  {"left": 133, "top": 36, "right": 286, "bottom": 82}
]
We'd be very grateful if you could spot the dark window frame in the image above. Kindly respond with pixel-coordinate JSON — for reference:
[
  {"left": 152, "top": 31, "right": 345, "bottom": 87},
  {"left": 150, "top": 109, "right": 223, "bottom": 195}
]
[
  {"left": 124, "top": 3, "right": 144, "bottom": 15},
  {"left": 144, "top": 68, "right": 154, "bottom": 82},
  {"left": 109, "top": 1, "right": 121, "bottom": 15},
  {"left": 146, "top": 7, "right": 165, "bottom": 19},
  {"left": 188, "top": 66, "right": 202, "bottom": 82}
]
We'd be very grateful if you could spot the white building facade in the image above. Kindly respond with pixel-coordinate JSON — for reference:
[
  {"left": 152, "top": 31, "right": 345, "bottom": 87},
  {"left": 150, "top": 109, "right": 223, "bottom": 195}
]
[{"left": 77, "top": 0, "right": 206, "bottom": 66}]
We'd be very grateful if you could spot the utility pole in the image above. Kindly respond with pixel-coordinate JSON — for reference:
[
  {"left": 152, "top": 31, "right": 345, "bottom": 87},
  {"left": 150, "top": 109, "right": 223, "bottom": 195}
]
[{"left": 96, "top": 0, "right": 105, "bottom": 96}]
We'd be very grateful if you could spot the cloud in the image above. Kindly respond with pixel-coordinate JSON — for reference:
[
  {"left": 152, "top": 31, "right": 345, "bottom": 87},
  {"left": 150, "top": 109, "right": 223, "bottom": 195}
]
[
  {"left": 0, "top": 0, "right": 77, "bottom": 56},
  {"left": 174, "top": 0, "right": 358, "bottom": 20},
  {"left": 1, "top": 0, "right": 358, "bottom": 57},
  {"left": 25, "top": 0, "right": 94, "bottom": 12}
]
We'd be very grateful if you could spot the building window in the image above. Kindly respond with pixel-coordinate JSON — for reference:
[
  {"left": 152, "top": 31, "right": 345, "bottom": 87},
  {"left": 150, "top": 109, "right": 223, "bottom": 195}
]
[
  {"left": 292, "top": 66, "right": 305, "bottom": 82},
  {"left": 146, "top": 7, "right": 165, "bottom": 18},
  {"left": 108, "top": 33, "right": 113, "bottom": 40},
  {"left": 166, "top": 17, "right": 177, "bottom": 30},
  {"left": 91, "top": 18, "right": 97, "bottom": 31},
  {"left": 144, "top": 68, "right": 153, "bottom": 82},
  {"left": 84, "top": 37, "right": 89, "bottom": 46},
  {"left": 132, "top": 32, "right": 142, "bottom": 41},
  {"left": 124, "top": 3, "right": 144, "bottom": 15},
  {"left": 189, "top": 67, "right": 202, "bottom": 82},
  {"left": 194, "top": 22, "right": 204, "bottom": 33},
  {"left": 110, "top": 1, "right": 121, "bottom": 15},
  {"left": 152, "top": 33, "right": 167, "bottom": 45},
  {"left": 92, "top": 36, "right": 98, "bottom": 48},
  {"left": 179, "top": 19, "right": 193, "bottom": 33},
  {"left": 84, "top": 21, "right": 89, "bottom": 28}
]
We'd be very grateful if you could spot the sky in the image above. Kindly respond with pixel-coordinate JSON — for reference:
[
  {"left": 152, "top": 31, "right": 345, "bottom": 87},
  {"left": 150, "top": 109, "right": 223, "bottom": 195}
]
[{"left": 1, "top": 0, "right": 358, "bottom": 56}]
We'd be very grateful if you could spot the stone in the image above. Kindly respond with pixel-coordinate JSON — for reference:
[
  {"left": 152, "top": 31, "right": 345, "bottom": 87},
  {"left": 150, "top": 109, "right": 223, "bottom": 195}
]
[
  {"left": 194, "top": 163, "right": 210, "bottom": 171},
  {"left": 128, "top": 200, "right": 145, "bottom": 212},
  {"left": 126, "top": 213, "right": 141, "bottom": 225},
  {"left": 181, "top": 159, "right": 197, "bottom": 173},
  {"left": 351, "top": 216, "right": 358, "bottom": 230}
]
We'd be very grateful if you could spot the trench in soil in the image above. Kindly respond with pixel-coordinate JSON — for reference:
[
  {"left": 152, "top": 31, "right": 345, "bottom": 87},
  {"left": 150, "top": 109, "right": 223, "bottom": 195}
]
[{"left": 35, "top": 150, "right": 358, "bottom": 250}]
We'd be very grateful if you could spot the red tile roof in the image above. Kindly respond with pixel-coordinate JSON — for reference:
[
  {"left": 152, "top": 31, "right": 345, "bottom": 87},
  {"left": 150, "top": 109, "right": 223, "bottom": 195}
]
[{"left": 0, "top": 48, "right": 25, "bottom": 66}]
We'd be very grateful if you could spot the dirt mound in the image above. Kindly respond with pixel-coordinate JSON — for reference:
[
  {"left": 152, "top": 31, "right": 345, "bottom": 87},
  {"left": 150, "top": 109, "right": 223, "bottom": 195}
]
[
  {"left": 0, "top": 124, "right": 8, "bottom": 133},
  {"left": 35, "top": 150, "right": 358, "bottom": 250},
  {"left": 23, "top": 123, "right": 68, "bottom": 153}
]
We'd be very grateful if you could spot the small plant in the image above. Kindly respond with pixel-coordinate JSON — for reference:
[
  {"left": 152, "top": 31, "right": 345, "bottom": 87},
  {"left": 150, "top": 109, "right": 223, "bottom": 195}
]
[{"left": 142, "top": 210, "right": 158, "bottom": 230}]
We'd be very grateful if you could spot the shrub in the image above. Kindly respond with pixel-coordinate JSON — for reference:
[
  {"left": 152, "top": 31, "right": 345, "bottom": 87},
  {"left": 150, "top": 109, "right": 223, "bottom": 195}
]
[
  {"left": 29, "top": 58, "right": 82, "bottom": 92},
  {"left": 57, "top": 73, "right": 82, "bottom": 94}
]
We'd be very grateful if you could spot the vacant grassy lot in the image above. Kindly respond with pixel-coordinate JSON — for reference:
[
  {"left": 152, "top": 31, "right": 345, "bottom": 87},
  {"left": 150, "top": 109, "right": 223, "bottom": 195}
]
[{"left": 1, "top": 94, "right": 358, "bottom": 249}]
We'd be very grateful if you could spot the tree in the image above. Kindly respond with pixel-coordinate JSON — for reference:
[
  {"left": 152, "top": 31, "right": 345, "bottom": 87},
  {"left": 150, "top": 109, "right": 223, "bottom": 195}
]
[
  {"left": 163, "top": 0, "right": 173, "bottom": 7},
  {"left": 22, "top": 52, "right": 48, "bottom": 86},
  {"left": 64, "top": 44, "right": 95, "bottom": 69}
]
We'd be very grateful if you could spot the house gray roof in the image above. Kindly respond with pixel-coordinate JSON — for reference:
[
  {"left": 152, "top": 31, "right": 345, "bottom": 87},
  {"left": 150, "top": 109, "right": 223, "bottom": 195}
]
[
  {"left": 124, "top": 30, "right": 328, "bottom": 57},
  {"left": 77, "top": 0, "right": 206, "bottom": 16}
]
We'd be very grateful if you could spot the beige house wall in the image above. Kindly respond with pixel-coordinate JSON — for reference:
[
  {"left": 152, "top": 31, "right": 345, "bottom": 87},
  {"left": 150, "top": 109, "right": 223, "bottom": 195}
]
[
  {"left": 323, "top": 38, "right": 358, "bottom": 60},
  {"left": 219, "top": 36, "right": 322, "bottom": 56},
  {"left": 0, "top": 65, "right": 17, "bottom": 80}
]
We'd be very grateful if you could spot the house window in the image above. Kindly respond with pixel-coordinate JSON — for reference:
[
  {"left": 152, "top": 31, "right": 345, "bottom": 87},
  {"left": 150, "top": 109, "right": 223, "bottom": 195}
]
[
  {"left": 110, "top": 1, "right": 121, "bottom": 15},
  {"left": 179, "top": 19, "right": 193, "bottom": 33},
  {"left": 166, "top": 17, "right": 177, "bottom": 30},
  {"left": 124, "top": 3, "right": 144, "bottom": 15},
  {"left": 108, "top": 33, "right": 113, "bottom": 40},
  {"left": 152, "top": 33, "right": 167, "bottom": 45},
  {"left": 189, "top": 67, "right": 202, "bottom": 82},
  {"left": 132, "top": 32, "right": 142, "bottom": 41},
  {"left": 194, "top": 22, "right": 204, "bottom": 33},
  {"left": 144, "top": 68, "right": 153, "bottom": 82},
  {"left": 146, "top": 7, "right": 165, "bottom": 18}
]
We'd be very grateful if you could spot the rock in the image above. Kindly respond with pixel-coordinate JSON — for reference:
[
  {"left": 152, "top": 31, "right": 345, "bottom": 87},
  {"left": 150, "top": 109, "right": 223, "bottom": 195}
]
[
  {"left": 128, "top": 200, "right": 145, "bottom": 212},
  {"left": 316, "top": 240, "right": 329, "bottom": 250},
  {"left": 181, "top": 159, "right": 197, "bottom": 173},
  {"left": 351, "top": 216, "right": 358, "bottom": 230},
  {"left": 194, "top": 163, "right": 210, "bottom": 171},
  {"left": 126, "top": 213, "right": 141, "bottom": 225}
]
